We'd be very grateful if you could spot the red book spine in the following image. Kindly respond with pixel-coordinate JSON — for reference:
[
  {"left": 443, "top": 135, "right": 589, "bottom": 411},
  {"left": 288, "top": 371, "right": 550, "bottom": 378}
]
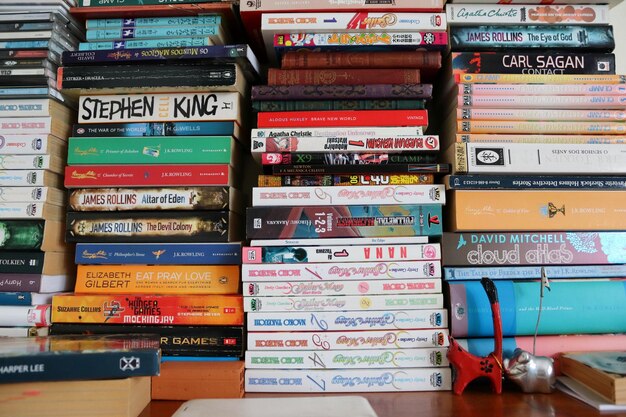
[
  {"left": 64, "top": 164, "right": 231, "bottom": 188},
  {"left": 267, "top": 68, "right": 420, "bottom": 86},
  {"left": 256, "top": 110, "right": 428, "bottom": 128},
  {"left": 280, "top": 51, "right": 442, "bottom": 69}
]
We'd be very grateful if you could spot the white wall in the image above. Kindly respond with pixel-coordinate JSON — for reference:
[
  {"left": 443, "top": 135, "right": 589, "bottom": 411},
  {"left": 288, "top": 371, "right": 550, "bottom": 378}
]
[{"left": 610, "top": 2, "right": 626, "bottom": 73}]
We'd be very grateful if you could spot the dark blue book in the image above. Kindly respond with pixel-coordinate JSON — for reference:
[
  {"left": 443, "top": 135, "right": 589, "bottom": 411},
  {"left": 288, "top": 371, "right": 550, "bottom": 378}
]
[
  {"left": 0, "top": 334, "right": 160, "bottom": 383},
  {"left": 445, "top": 174, "right": 626, "bottom": 190}
]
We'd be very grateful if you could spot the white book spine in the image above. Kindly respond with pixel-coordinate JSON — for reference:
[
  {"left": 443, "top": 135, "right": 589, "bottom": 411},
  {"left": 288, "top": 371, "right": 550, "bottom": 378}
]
[
  {"left": 251, "top": 135, "right": 440, "bottom": 153},
  {"left": 252, "top": 126, "right": 424, "bottom": 138},
  {"left": 0, "top": 170, "right": 47, "bottom": 186},
  {"left": 249, "top": 236, "right": 429, "bottom": 246},
  {"left": 0, "top": 155, "right": 50, "bottom": 170},
  {"left": 0, "top": 117, "right": 53, "bottom": 135},
  {"left": 0, "top": 305, "right": 51, "bottom": 327},
  {"left": 0, "top": 99, "right": 51, "bottom": 117},
  {"left": 460, "top": 83, "right": 626, "bottom": 96},
  {"left": 0, "top": 135, "right": 57, "bottom": 155},
  {"left": 446, "top": 4, "right": 609, "bottom": 25},
  {"left": 0, "top": 187, "right": 48, "bottom": 203},
  {"left": 245, "top": 278, "right": 442, "bottom": 296},
  {"left": 459, "top": 94, "right": 626, "bottom": 109},
  {"left": 0, "top": 202, "right": 47, "bottom": 219}
]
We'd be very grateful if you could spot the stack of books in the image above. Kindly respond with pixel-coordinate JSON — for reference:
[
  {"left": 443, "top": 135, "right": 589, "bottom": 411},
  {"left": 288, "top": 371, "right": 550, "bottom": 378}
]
[
  {"left": 437, "top": 1, "right": 626, "bottom": 360},
  {"left": 0, "top": 1, "right": 84, "bottom": 336}
]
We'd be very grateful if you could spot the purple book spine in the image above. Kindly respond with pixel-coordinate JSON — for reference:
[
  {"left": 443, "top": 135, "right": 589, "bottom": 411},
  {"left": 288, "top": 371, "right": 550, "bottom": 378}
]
[{"left": 251, "top": 84, "right": 433, "bottom": 101}]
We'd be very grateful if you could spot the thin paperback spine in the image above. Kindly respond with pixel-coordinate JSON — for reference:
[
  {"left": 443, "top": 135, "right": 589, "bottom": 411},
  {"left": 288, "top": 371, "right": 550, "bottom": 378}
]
[
  {"left": 0, "top": 187, "right": 52, "bottom": 203},
  {"left": 0, "top": 99, "right": 56, "bottom": 117},
  {"left": 458, "top": 83, "right": 626, "bottom": 95},
  {"left": 0, "top": 117, "right": 54, "bottom": 135},
  {"left": 85, "top": 16, "right": 222, "bottom": 29},
  {"left": 78, "top": 37, "right": 216, "bottom": 51},
  {"left": 274, "top": 32, "right": 448, "bottom": 50},
  {"left": 445, "top": 174, "right": 626, "bottom": 189},
  {"left": 0, "top": 305, "right": 50, "bottom": 327},
  {"left": 261, "top": 153, "right": 436, "bottom": 165},
  {"left": 249, "top": 236, "right": 430, "bottom": 246},
  {"left": 257, "top": 110, "right": 428, "bottom": 128},
  {"left": 240, "top": 0, "right": 445, "bottom": 11},
  {"left": 446, "top": 4, "right": 609, "bottom": 25},
  {"left": 245, "top": 279, "right": 442, "bottom": 296},
  {"left": 0, "top": 135, "right": 65, "bottom": 155},
  {"left": 456, "top": 109, "right": 626, "bottom": 122},
  {"left": 85, "top": 26, "right": 222, "bottom": 41},
  {"left": 251, "top": 135, "right": 439, "bottom": 153},
  {"left": 444, "top": 265, "right": 626, "bottom": 280},
  {"left": 257, "top": 174, "right": 434, "bottom": 187},
  {"left": 0, "top": 251, "right": 45, "bottom": 273},
  {"left": 457, "top": 120, "right": 626, "bottom": 134},
  {"left": 458, "top": 95, "right": 626, "bottom": 109},
  {"left": 262, "top": 12, "right": 446, "bottom": 31},
  {"left": 0, "top": 171, "right": 61, "bottom": 187},
  {"left": 269, "top": 163, "right": 450, "bottom": 175},
  {"left": 457, "top": 73, "right": 626, "bottom": 84},
  {"left": 246, "top": 294, "right": 443, "bottom": 312},
  {"left": 0, "top": 274, "right": 72, "bottom": 293},
  {"left": 252, "top": 126, "right": 424, "bottom": 138},
  {"left": 0, "top": 203, "right": 63, "bottom": 220},
  {"left": 72, "top": 121, "right": 239, "bottom": 137}
]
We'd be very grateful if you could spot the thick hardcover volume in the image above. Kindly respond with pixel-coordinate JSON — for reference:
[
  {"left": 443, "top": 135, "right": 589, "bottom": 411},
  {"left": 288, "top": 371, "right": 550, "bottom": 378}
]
[
  {"left": 448, "top": 280, "right": 626, "bottom": 337},
  {"left": 67, "top": 136, "right": 237, "bottom": 165},
  {"left": 252, "top": 185, "right": 444, "bottom": 207},
  {"left": 246, "top": 279, "right": 441, "bottom": 296},
  {"left": 446, "top": 4, "right": 609, "bottom": 25},
  {"left": 66, "top": 211, "right": 237, "bottom": 243},
  {"left": 0, "top": 334, "right": 160, "bottom": 383},
  {"left": 258, "top": 174, "right": 434, "bottom": 187},
  {"left": 445, "top": 175, "right": 626, "bottom": 190},
  {"left": 267, "top": 69, "right": 420, "bottom": 86},
  {"left": 251, "top": 84, "right": 433, "bottom": 101},
  {"left": 253, "top": 99, "right": 426, "bottom": 112},
  {"left": 0, "top": 220, "right": 65, "bottom": 252},
  {"left": 452, "top": 52, "right": 615, "bottom": 75},
  {"left": 448, "top": 190, "right": 626, "bottom": 231},
  {"left": 444, "top": 264, "right": 626, "bottom": 280},
  {"left": 261, "top": 152, "right": 436, "bottom": 166},
  {"left": 247, "top": 309, "right": 447, "bottom": 331},
  {"left": 273, "top": 32, "right": 449, "bottom": 51},
  {"left": 77, "top": 92, "right": 240, "bottom": 123},
  {"left": 269, "top": 163, "right": 450, "bottom": 176},
  {"left": 85, "top": 16, "right": 222, "bottom": 29},
  {"left": 243, "top": 243, "right": 442, "bottom": 264},
  {"left": 441, "top": 232, "right": 626, "bottom": 266},
  {"left": 64, "top": 164, "right": 232, "bottom": 188},
  {"left": 458, "top": 95, "right": 626, "bottom": 109},
  {"left": 251, "top": 135, "right": 439, "bottom": 153},
  {"left": 51, "top": 294, "right": 244, "bottom": 325},
  {"left": 456, "top": 109, "right": 626, "bottom": 122},
  {"left": 0, "top": 135, "right": 65, "bottom": 155},
  {"left": 246, "top": 205, "right": 443, "bottom": 239},
  {"left": 0, "top": 304, "right": 50, "bottom": 327},
  {"left": 456, "top": 120, "right": 626, "bottom": 134},
  {"left": 247, "top": 329, "right": 448, "bottom": 350},
  {"left": 450, "top": 25, "right": 614, "bottom": 52},
  {"left": 281, "top": 51, "right": 442, "bottom": 69},
  {"left": 75, "top": 242, "right": 241, "bottom": 265},
  {"left": 450, "top": 143, "right": 626, "bottom": 174},
  {"left": 69, "top": 187, "right": 236, "bottom": 211},
  {"left": 72, "top": 121, "right": 239, "bottom": 137},
  {"left": 245, "top": 294, "right": 444, "bottom": 312},
  {"left": 245, "top": 368, "right": 451, "bottom": 392},
  {"left": 257, "top": 110, "right": 428, "bottom": 128},
  {"left": 74, "top": 264, "right": 240, "bottom": 295},
  {"left": 50, "top": 324, "right": 244, "bottom": 357}
]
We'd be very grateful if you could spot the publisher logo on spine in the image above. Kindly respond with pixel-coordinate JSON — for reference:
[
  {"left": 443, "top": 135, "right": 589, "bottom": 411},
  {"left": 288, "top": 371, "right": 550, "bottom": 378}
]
[{"left": 474, "top": 148, "right": 505, "bottom": 165}]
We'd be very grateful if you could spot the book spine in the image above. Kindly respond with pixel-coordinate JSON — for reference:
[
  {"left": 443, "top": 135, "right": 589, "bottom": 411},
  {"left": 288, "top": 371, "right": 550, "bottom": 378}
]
[
  {"left": 245, "top": 368, "right": 451, "bottom": 392},
  {"left": 69, "top": 187, "right": 233, "bottom": 211},
  {"left": 64, "top": 164, "right": 231, "bottom": 188},
  {"left": 247, "top": 329, "right": 448, "bottom": 350},
  {"left": 257, "top": 110, "right": 428, "bottom": 128},
  {"left": 72, "top": 121, "right": 238, "bottom": 137},
  {"left": 67, "top": 136, "right": 234, "bottom": 165},
  {"left": 0, "top": 155, "right": 52, "bottom": 171},
  {"left": 0, "top": 99, "right": 52, "bottom": 117},
  {"left": 459, "top": 82, "right": 626, "bottom": 95},
  {"left": 450, "top": 25, "right": 614, "bottom": 51},
  {"left": 450, "top": 190, "right": 626, "bottom": 231},
  {"left": 456, "top": 108, "right": 626, "bottom": 122},
  {"left": 0, "top": 40, "right": 51, "bottom": 49},
  {"left": 269, "top": 163, "right": 450, "bottom": 175},
  {"left": 251, "top": 135, "right": 439, "bottom": 153},
  {"left": 441, "top": 231, "right": 626, "bottom": 265},
  {"left": 251, "top": 185, "right": 444, "bottom": 207},
  {"left": 74, "top": 264, "right": 240, "bottom": 294},
  {"left": 0, "top": 22, "right": 55, "bottom": 31},
  {"left": 0, "top": 202, "right": 60, "bottom": 220},
  {"left": 246, "top": 294, "right": 444, "bottom": 312},
  {"left": 0, "top": 291, "right": 33, "bottom": 306},
  {"left": 446, "top": 173, "right": 626, "bottom": 189},
  {"left": 457, "top": 120, "right": 626, "bottom": 134},
  {"left": 451, "top": 52, "right": 615, "bottom": 75},
  {"left": 252, "top": 99, "right": 426, "bottom": 112},
  {"left": 458, "top": 95, "right": 626, "bottom": 109},
  {"left": 444, "top": 265, "right": 626, "bottom": 280},
  {"left": 267, "top": 68, "right": 420, "bottom": 86},
  {"left": 246, "top": 279, "right": 441, "bottom": 296},
  {"left": 0, "top": 251, "right": 45, "bottom": 274},
  {"left": 251, "top": 84, "right": 434, "bottom": 100},
  {"left": 246, "top": 205, "right": 443, "bottom": 239},
  {"left": 0, "top": 274, "right": 54, "bottom": 292},
  {"left": 51, "top": 294, "right": 244, "bottom": 325},
  {"left": 245, "top": 348, "right": 449, "bottom": 369},
  {"left": 448, "top": 280, "right": 626, "bottom": 337},
  {"left": 243, "top": 243, "right": 442, "bottom": 264},
  {"left": 250, "top": 236, "right": 430, "bottom": 246},
  {"left": 257, "top": 174, "right": 434, "bottom": 187},
  {"left": 446, "top": 4, "right": 609, "bottom": 25},
  {"left": 0, "top": 220, "right": 45, "bottom": 250},
  {"left": 78, "top": 37, "right": 215, "bottom": 51},
  {"left": 85, "top": 25, "right": 221, "bottom": 41},
  {"left": 240, "top": 0, "right": 445, "bottom": 11},
  {"left": 78, "top": 92, "right": 239, "bottom": 123},
  {"left": 0, "top": 68, "right": 48, "bottom": 77},
  {"left": 75, "top": 242, "right": 241, "bottom": 265},
  {"left": 86, "top": 16, "right": 222, "bottom": 29},
  {"left": 457, "top": 73, "right": 626, "bottom": 84},
  {"left": 274, "top": 32, "right": 448, "bottom": 50},
  {"left": 0, "top": 117, "right": 53, "bottom": 135},
  {"left": 81, "top": 0, "right": 213, "bottom": 5},
  {"left": 0, "top": 304, "right": 50, "bottom": 327},
  {"left": 0, "top": 135, "right": 61, "bottom": 155},
  {"left": 66, "top": 210, "right": 234, "bottom": 243},
  {"left": 252, "top": 126, "right": 424, "bottom": 138},
  {"left": 280, "top": 51, "right": 442, "bottom": 69},
  {"left": 0, "top": 187, "right": 50, "bottom": 203},
  {"left": 263, "top": 12, "right": 446, "bottom": 31}
]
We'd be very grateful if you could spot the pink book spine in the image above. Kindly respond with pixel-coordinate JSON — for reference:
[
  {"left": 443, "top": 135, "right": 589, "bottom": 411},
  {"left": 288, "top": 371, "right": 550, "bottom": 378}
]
[
  {"left": 457, "top": 108, "right": 626, "bottom": 122},
  {"left": 241, "top": 0, "right": 444, "bottom": 12},
  {"left": 456, "top": 134, "right": 626, "bottom": 144},
  {"left": 458, "top": 83, "right": 626, "bottom": 96},
  {"left": 458, "top": 120, "right": 626, "bottom": 134},
  {"left": 458, "top": 94, "right": 626, "bottom": 109}
]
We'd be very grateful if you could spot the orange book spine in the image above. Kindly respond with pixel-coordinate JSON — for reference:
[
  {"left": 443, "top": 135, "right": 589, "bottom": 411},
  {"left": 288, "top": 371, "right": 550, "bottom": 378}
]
[
  {"left": 280, "top": 51, "right": 442, "bottom": 69},
  {"left": 74, "top": 265, "right": 240, "bottom": 295}
]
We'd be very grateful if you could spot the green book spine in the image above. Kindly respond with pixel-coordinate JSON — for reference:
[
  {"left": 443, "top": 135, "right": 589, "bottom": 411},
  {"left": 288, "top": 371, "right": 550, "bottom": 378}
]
[
  {"left": 252, "top": 99, "right": 426, "bottom": 112},
  {"left": 0, "top": 220, "right": 45, "bottom": 250},
  {"left": 67, "top": 136, "right": 234, "bottom": 165}
]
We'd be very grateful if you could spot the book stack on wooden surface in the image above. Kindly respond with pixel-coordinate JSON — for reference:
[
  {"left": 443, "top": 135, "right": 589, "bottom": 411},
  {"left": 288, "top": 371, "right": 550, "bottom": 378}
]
[
  {"left": 436, "top": 0, "right": 626, "bottom": 363},
  {"left": 49, "top": 0, "right": 256, "bottom": 401},
  {"left": 0, "top": 0, "right": 85, "bottom": 337}
]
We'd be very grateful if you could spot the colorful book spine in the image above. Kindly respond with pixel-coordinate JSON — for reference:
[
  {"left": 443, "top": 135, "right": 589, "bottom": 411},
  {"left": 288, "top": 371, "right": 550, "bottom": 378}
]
[
  {"left": 450, "top": 25, "right": 614, "bottom": 51},
  {"left": 444, "top": 265, "right": 626, "bottom": 280},
  {"left": 252, "top": 185, "right": 445, "bottom": 207},
  {"left": 74, "top": 264, "right": 240, "bottom": 294},
  {"left": 457, "top": 134, "right": 626, "bottom": 144},
  {"left": 263, "top": 12, "right": 446, "bottom": 31},
  {"left": 75, "top": 242, "right": 241, "bottom": 265},
  {"left": 274, "top": 32, "right": 448, "bottom": 51},
  {"left": 243, "top": 243, "right": 441, "bottom": 264},
  {"left": 457, "top": 73, "right": 626, "bottom": 84},
  {"left": 456, "top": 109, "right": 626, "bottom": 122},
  {"left": 86, "top": 16, "right": 222, "bottom": 29},
  {"left": 280, "top": 51, "right": 442, "bottom": 69},
  {"left": 64, "top": 164, "right": 232, "bottom": 188},
  {"left": 458, "top": 95, "right": 626, "bottom": 109},
  {"left": 257, "top": 110, "right": 428, "bottom": 128},
  {"left": 249, "top": 236, "right": 429, "bottom": 246},
  {"left": 246, "top": 205, "right": 443, "bottom": 239},
  {"left": 251, "top": 84, "right": 433, "bottom": 101},
  {"left": 252, "top": 99, "right": 426, "bottom": 112},
  {"left": 246, "top": 294, "right": 443, "bottom": 312},
  {"left": 0, "top": 274, "right": 70, "bottom": 293},
  {"left": 0, "top": 40, "right": 54, "bottom": 49},
  {"left": 458, "top": 82, "right": 626, "bottom": 95},
  {"left": 67, "top": 136, "right": 236, "bottom": 165},
  {"left": 451, "top": 143, "right": 626, "bottom": 174},
  {"left": 448, "top": 280, "right": 626, "bottom": 337},
  {"left": 245, "top": 348, "right": 449, "bottom": 369},
  {"left": 441, "top": 232, "right": 626, "bottom": 266},
  {"left": 0, "top": 220, "right": 47, "bottom": 250},
  {"left": 245, "top": 368, "right": 451, "bottom": 392},
  {"left": 449, "top": 190, "right": 626, "bottom": 231},
  {"left": 252, "top": 126, "right": 424, "bottom": 138},
  {"left": 66, "top": 211, "right": 235, "bottom": 243},
  {"left": 267, "top": 68, "right": 421, "bottom": 86},
  {"left": 78, "top": 92, "right": 239, "bottom": 123},
  {"left": 446, "top": 4, "right": 609, "bottom": 25},
  {"left": 72, "top": 121, "right": 239, "bottom": 137},
  {"left": 269, "top": 163, "right": 450, "bottom": 176},
  {"left": 252, "top": 135, "right": 439, "bottom": 153},
  {"left": 0, "top": 292, "right": 37, "bottom": 306},
  {"left": 85, "top": 26, "right": 222, "bottom": 41},
  {"left": 247, "top": 309, "right": 447, "bottom": 331},
  {"left": 245, "top": 279, "right": 441, "bottom": 296},
  {"left": 78, "top": 37, "right": 216, "bottom": 51},
  {"left": 445, "top": 174, "right": 626, "bottom": 190},
  {"left": 257, "top": 174, "right": 434, "bottom": 187},
  {"left": 261, "top": 153, "right": 437, "bottom": 166},
  {"left": 457, "top": 120, "right": 626, "bottom": 134},
  {"left": 0, "top": 304, "right": 50, "bottom": 327},
  {"left": 51, "top": 294, "right": 244, "bottom": 325}
]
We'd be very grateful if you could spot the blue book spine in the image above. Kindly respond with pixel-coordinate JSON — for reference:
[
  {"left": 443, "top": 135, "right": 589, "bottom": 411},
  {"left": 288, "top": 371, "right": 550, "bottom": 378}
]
[
  {"left": 0, "top": 292, "right": 32, "bottom": 306},
  {"left": 0, "top": 40, "right": 50, "bottom": 49},
  {"left": 446, "top": 174, "right": 626, "bottom": 190},
  {"left": 79, "top": 37, "right": 214, "bottom": 51},
  {"left": 86, "top": 25, "right": 221, "bottom": 41},
  {"left": 444, "top": 264, "right": 626, "bottom": 280},
  {"left": 72, "top": 121, "right": 238, "bottom": 137},
  {"left": 0, "top": 88, "right": 51, "bottom": 96},
  {"left": 75, "top": 243, "right": 242, "bottom": 264},
  {"left": 449, "top": 280, "right": 626, "bottom": 337},
  {"left": 87, "top": 16, "right": 222, "bottom": 29}
]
